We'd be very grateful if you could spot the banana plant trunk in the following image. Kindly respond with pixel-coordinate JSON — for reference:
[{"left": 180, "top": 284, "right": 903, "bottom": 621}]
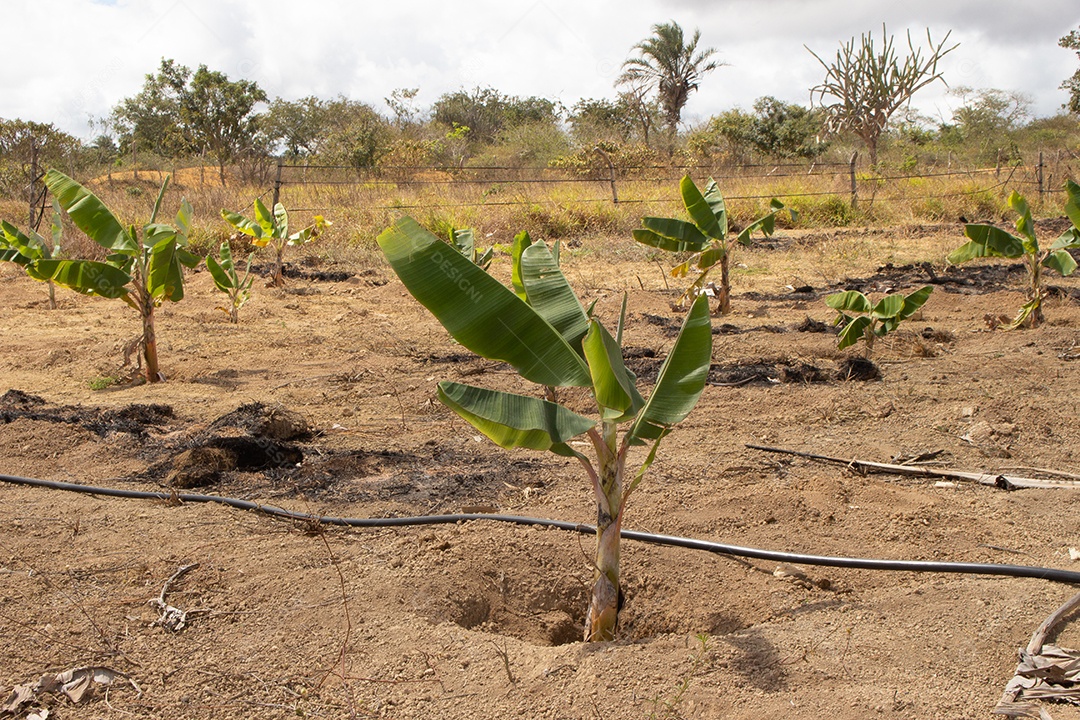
[
  {"left": 271, "top": 246, "right": 286, "bottom": 287},
  {"left": 585, "top": 424, "right": 624, "bottom": 641},
  {"left": 716, "top": 250, "right": 732, "bottom": 315},
  {"left": 1027, "top": 259, "right": 1045, "bottom": 328},
  {"left": 141, "top": 299, "right": 162, "bottom": 383}
]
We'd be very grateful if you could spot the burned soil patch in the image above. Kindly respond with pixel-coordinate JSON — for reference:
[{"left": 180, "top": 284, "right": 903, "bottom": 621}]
[
  {"left": 837, "top": 261, "right": 1027, "bottom": 296},
  {"left": 0, "top": 389, "right": 175, "bottom": 437},
  {"left": 708, "top": 359, "right": 830, "bottom": 386}
]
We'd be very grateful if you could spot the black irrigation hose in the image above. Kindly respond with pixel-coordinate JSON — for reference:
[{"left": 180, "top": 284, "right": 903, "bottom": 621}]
[{"left": 4, "top": 473, "right": 1080, "bottom": 586}]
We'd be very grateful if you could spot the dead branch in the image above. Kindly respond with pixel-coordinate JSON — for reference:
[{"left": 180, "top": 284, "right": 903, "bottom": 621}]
[
  {"left": 149, "top": 563, "right": 200, "bottom": 632},
  {"left": 745, "top": 445, "right": 1080, "bottom": 490}
]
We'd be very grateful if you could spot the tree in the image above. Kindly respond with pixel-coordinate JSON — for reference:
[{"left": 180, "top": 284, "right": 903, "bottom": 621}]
[
  {"left": 1060, "top": 26, "right": 1080, "bottom": 115},
  {"left": 0, "top": 119, "right": 82, "bottom": 215},
  {"left": 111, "top": 59, "right": 267, "bottom": 185},
  {"left": 262, "top": 96, "right": 327, "bottom": 159},
  {"left": 807, "top": 26, "right": 957, "bottom": 166},
  {"left": 617, "top": 21, "right": 722, "bottom": 134}
]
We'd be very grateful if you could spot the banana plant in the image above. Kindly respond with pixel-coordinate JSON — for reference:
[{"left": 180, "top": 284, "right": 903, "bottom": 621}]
[
  {"left": 947, "top": 184, "right": 1080, "bottom": 328},
  {"left": 221, "top": 199, "right": 331, "bottom": 287},
  {"left": 27, "top": 170, "right": 200, "bottom": 382},
  {"left": 632, "top": 175, "right": 791, "bottom": 315},
  {"left": 378, "top": 217, "right": 713, "bottom": 642},
  {"left": 826, "top": 286, "right": 934, "bottom": 356},
  {"left": 206, "top": 240, "right": 255, "bottom": 323},
  {"left": 0, "top": 200, "right": 64, "bottom": 308},
  {"left": 447, "top": 226, "right": 494, "bottom": 270}
]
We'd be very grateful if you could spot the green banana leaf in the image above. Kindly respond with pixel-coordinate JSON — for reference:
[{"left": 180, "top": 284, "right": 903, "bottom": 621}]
[
  {"left": 30, "top": 259, "right": 130, "bottom": 299},
  {"left": 221, "top": 208, "right": 266, "bottom": 240},
  {"left": 701, "top": 179, "right": 729, "bottom": 234},
  {"left": 826, "top": 290, "right": 872, "bottom": 314},
  {"left": 1050, "top": 228, "right": 1080, "bottom": 251},
  {"left": 378, "top": 216, "right": 591, "bottom": 388},
  {"left": 896, "top": 286, "right": 934, "bottom": 321},
  {"left": 696, "top": 244, "right": 725, "bottom": 270},
  {"left": 627, "top": 294, "right": 712, "bottom": 442},
  {"left": 1065, "top": 180, "right": 1080, "bottom": 229},
  {"left": 1043, "top": 248, "right": 1078, "bottom": 277},
  {"left": 1008, "top": 192, "right": 1038, "bottom": 253},
  {"left": 148, "top": 239, "right": 199, "bottom": 301},
  {"left": 639, "top": 217, "right": 711, "bottom": 249},
  {"left": 949, "top": 224, "right": 1026, "bottom": 263},
  {"left": 0, "top": 222, "right": 46, "bottom": 264},
  {"left": 437, "top": 381, "right": 595, "bottom": 457},
  {"left": 871, "top": 293, "right": 905, "bottom": 319},
  {"left": 206, "top": 255, "right": 234, "bottom": 292},
  {"left": 519, "top": 242, "right": 589, "bottom": 351},
  {"left": 837, "top": 315, "right": 873, "bottom": 349},
  {"left": 272, "top": 202, "right": 289, "bottom": 237},
  {"left": 583, "top": 319, "right": 645, "bottom": 423},
  {"left": 681, "top": 176, "right": 724, "bottom": 241},
  {"left": 510, "top": 230, "right": 534, "bottom": 300},
  {"left": 44, "top": 170, "right": 135, "bottom": 255}
]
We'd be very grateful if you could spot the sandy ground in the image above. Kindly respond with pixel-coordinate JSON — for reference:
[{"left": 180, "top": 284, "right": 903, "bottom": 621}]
[{"left": 1, "top": 225, "right": 1080, "bottom": 719}]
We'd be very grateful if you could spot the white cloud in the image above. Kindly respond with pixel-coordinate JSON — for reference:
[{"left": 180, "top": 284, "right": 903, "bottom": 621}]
[{"left": 2, "top": 0, "right": 1076, "bottom": 138}]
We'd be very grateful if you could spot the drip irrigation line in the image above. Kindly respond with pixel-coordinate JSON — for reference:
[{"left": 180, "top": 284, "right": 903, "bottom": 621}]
[{"left": 3, "top": 473, "right": 1079, "bottom": 586}]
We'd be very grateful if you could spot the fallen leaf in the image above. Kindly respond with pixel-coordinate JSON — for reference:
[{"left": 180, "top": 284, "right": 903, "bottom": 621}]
[{"left": 1, "top": 683, "right": 35, "bottom": 714}]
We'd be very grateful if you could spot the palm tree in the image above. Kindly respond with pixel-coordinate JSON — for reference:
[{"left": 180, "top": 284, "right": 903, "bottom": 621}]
[{"left": 618, "top": 21, "right": 722, "bottom": 133}]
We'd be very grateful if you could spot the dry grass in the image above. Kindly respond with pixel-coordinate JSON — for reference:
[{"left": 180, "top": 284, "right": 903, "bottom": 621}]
[{"left": 3, "top": 162, "right": 1064, "bottom": 273}]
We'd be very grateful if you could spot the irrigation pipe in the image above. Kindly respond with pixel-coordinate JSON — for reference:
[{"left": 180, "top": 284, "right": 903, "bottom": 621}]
[{"left": 3, "top": 473, "right": 1080, "bottom": 585}]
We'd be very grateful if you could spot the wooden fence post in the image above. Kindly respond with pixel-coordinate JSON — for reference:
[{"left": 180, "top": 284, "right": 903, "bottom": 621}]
[
  {"left": 1037, "top": 152, "right": 1045, "bottom": 200},
  {"left": 593, "top": 146, "right": 618, "bottom": 204},
  {"left": 849, "top": 151, "right": 858, "bottom": 210},
  {"left": 272, "top": 157, "right": 284, "bottom": 209}
]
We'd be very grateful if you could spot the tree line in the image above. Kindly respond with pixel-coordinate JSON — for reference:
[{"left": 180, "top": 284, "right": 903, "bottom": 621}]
[{"left": 2, "top": 20, "right": 1079, "bottom": 198}]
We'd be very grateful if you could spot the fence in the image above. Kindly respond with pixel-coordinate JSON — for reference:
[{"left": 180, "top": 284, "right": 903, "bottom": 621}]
[{"left": 263, "top": 152, "right": 1070, "bottom": 218}]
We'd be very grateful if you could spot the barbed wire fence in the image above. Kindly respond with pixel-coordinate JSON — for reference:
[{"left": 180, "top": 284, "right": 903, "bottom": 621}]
[{"left": 263, "top": 152, "right": 1069, "bottom": 218}]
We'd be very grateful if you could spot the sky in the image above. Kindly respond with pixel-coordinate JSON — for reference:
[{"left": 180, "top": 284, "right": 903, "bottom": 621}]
[{"left": 3, "top": 0, "right": 1079, "bottom": 140}]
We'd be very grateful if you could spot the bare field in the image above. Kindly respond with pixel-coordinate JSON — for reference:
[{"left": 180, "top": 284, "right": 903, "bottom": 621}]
[{"left": 2, "top": 223, "right": 1080, "bottom": 719}]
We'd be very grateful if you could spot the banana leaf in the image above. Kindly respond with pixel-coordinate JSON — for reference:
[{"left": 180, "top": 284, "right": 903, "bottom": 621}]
[
  {"left": 510, "top": 230, "right": 535, "bottom": 300},
  {"left": 638, "top": 217, "right": 710, "bottom": 249},
  {"left": 30, "top": 259, "right": 130, "bottom": 299},
  {"left": 379, "top": 216, "right": 591, "bottom": 388},
  {"left": 583, "top": 319, "right": 645, "bottom": 423},
  {"left": 681, "top": 176, "right": 724, "bottom": 241},
  {"left": 44, "top": 170, "right": 135, "bottom": 255},
  {"left": 0, "top": 222, "right": 46, "bottom": 264},
  {"left": 950, "top": 224, "right": 1026, "bottom": 263},
  {"left": 437, "top": 381, "right": 595, "bottom": 457},
  {"left": 826, "top": 290, "right": 872, "bottom": 314},
  {"left": 519, "top": 242, "right": 589, "bottom": 351},
  {"left": 1043, "top": 248, "right": 1078, "bottom": 277},
  {"left": 627, "top": 294, "right": 712, "bottom": 442},
  {"left": 837, "top": 315, "right": 873, "bottom": 350}
]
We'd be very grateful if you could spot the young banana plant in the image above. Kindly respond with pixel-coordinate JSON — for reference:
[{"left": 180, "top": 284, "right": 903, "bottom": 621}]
[
  {"left": 0, "top": 200, "right": 64, "bottom": 309},
  {"left": 826, "top": 286, "right": 934, "bottom": 356},
  {"left": 206, "top": 240, "right": 255, "bottom": 323},
  {"left": 378, "top": 217, "right": 713, "bottom": 642},
  {"left": 947, "top": 183, "right": 1080, "bottom": 328},
  {"left": 447, "top": 227, "right": 494, "bottom": 270},
  {"left": 633, "top": 175, "right": 790, "bottom": 315},
  {"left": 221, "top": 199, "right": 330, "bottom": 287},
  {"left": 29, "top": 170, "right": 200, "bottom": 382}
]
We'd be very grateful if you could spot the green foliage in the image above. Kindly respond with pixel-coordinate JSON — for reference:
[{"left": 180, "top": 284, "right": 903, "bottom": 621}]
[
  {"left": 111, "top": 59, "right": 267, "bottom": 185},
  {"left": 618, "top": 20, "right": 721, "bottom": 132},
  {"left": 221, "top": 200, "right": 331, "bottom": 286},
  {"left": 378, "top": 217, "right": 713, "bottom": 641},
  {"left": 0, "top": 119, "right": 83, "bottom": 199},
  {"left": 632, "top": 175, "right": 791, "bottom": 314},
  {"left": 444, "top": 227, "right": 493, "bottom": 270},
  {"left": 433, "top": 87, "right": 559, "bottom": 149},
  {"left": 947, "top": 185, "right": 1080, "bottom": 328},
  {"left": 32, "top": 170, "right": 201, "bottom": 382},
  {"left": 206, "top": 240, "right": 254, "bottom": 323},
  {"left": 826, "top": 286, "right": 934, "bottom": 355},
  {"left": 1060, "top": 26, "right": 1080, "bottom": 115},
  {"left": 0, "top": 200, "right": 63, "bottom": 307}
]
